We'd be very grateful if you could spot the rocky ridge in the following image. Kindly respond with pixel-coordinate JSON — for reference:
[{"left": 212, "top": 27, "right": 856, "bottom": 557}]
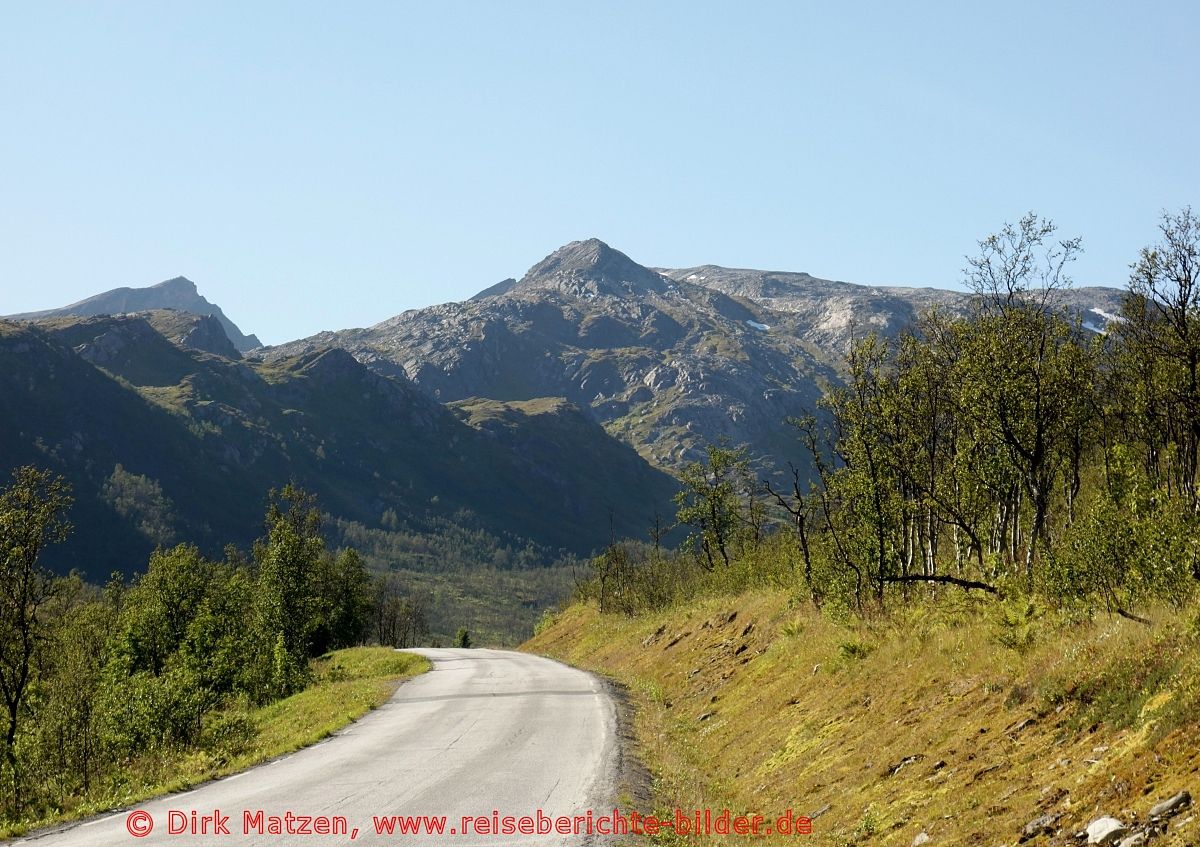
[
  {"left": 261, "top": 239, "right": 1124, "bottom": 473},
  {"left": 7, "top": 276, "right": 262, "bottom": 352}
]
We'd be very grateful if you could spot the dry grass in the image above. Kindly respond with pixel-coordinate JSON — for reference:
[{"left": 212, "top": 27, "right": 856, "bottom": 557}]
[{"left": 526, "top": 593, "right": 1200, "bottom": 846}]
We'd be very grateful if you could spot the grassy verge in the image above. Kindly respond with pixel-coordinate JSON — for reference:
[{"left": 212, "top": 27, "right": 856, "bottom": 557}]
[
  {"left": 7, "top": 647, "right": 428, "bottom": 838},
  {"left": 236, "top": 648, "right": 429, "bottom": 766},
  {"left": 526, "top": 593, "right": 1200, "bottom": 847}
]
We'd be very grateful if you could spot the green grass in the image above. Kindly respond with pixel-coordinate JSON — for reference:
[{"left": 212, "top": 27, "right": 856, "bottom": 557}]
[
  {"left": 526, "top": 594, "right": 1200, "bottom": 847},
  {"left": 3, "top": 647, "right": 429, "bottom": 838},
  {"left": 231, "top": 648, "right": 429, "bottom": 766}
]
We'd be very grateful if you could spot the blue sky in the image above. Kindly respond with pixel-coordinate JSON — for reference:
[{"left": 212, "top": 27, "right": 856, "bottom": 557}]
[{"left": 2, "top": 1, "right": 1197, "bottom": 344}]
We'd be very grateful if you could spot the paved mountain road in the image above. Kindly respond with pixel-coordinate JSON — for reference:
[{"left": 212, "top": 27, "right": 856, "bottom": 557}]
[{"left": 18, "top": 649, "right": 621, "bottom": 847}]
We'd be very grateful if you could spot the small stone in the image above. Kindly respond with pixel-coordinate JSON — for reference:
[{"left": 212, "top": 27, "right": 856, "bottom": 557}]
[
  {"left": 912, "top": 832, "right": 930, "bottom": 846},
  {"left": 886, "top": 755, "right": 924, "bottom": 777},
  {"left": 697, "top": 711, "right": 715, "bottom": 721},
  {"left": 1149, "top": 790, "right": 1191, "bottom": 820},
  {"left": 1116, "top": 833, "right": 1146, "bottom": 847},
  {"left": 1010, "top": 717, "right": 1035, "bottom": 733},
  {"left": 1085, "top": 816, "right": 1127, "bottom": 845},
  {"left": 1020, "top": 812, "right": 1060, "bottom": 842},
  {"left": 641, "top": 624, "right": 666, "bottom": 646}
]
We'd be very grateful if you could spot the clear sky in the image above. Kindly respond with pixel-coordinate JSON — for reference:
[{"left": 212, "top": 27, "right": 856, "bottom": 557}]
[{"left": 2, "top": 1, "right": 1197, "bottom": 345}]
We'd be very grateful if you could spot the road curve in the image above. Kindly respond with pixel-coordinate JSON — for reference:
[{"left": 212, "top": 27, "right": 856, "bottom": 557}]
[{"left": 18, "top": 648, "right": 620, "bottom": 847}]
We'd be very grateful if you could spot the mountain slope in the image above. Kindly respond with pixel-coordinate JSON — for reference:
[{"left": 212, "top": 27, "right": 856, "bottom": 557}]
[
  {"left": 661, "top": 264, "right": 1125, "bottom": 355},
  {"left": 262, "top": 239, "right": 1123, "bottom": 475},
  {"left": 263, "top": 239, "right": 837, "bottom": 471},
  {"left": 7, "top": 276, "right": 262, "bottom": 352},
  {"left": 0, "top": 314, "right": 678, "bottom": 578},
  {"left": 529, "top": 592, "right": 1200, "bottom": 847}
]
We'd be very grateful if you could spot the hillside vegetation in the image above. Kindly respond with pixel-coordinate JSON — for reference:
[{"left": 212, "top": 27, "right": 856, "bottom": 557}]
[
  {"left": 2, "top": 646, "right": 426, "bottom": 838},
  {"left": 0, "top": 470, "right": 428, "bottom": 835},
  {"left": 528, "top": 210, "right": 1200, "bottom": 846},
  {"left": 529, "top": 586, "right": 1199, "bottom": 846},
  {"left": 0, "top": 308, "right": 677, "bottom": 643},
  {"left": 0, "top": 311, "right": 676, "bottom": 578}
]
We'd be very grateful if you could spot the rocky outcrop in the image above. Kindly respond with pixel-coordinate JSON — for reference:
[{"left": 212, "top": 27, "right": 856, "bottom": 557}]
[
  {"left": 143, "top": 310, "right": 243, "bottom": 358},
  {"left": 1011, "top": 789, "right": 1191, "bottom": 846},
  {"left": 660, "top": 264, "right": 1125, "bottom": 357}
]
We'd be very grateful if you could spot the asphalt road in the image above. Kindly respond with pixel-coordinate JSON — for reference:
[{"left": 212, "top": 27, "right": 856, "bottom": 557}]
[{"left": 18, "top": 648, "right": 621, "bottom": 847}]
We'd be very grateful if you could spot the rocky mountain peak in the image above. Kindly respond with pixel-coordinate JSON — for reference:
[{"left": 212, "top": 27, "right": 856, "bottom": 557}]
[
  {"left": 5, "top": 275, "right": 261, "bottom": 353},
  {"left": 152, "top": 276, "right": 200, "bottom": 295},
  {"left": 516, "top": 239, "right": 668, "bottom": 298}
]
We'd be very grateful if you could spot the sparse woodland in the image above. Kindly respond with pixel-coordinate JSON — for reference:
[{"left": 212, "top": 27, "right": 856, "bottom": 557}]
[
  {"left": 562, "top": 210, "right": 1200, "bottom": 846},
  {"left": 587, "top": 209, "right": 1200, "bottom": 619}
]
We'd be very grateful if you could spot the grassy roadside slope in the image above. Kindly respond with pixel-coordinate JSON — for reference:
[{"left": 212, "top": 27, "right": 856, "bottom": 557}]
[
  {"left": 7, "top": 648, "right": 429, "bottom": 838},
  {"left": 527, "top": 593, "right": 1200, "bottom": 846}
]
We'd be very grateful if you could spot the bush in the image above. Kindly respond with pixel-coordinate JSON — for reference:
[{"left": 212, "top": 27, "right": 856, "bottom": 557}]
[
  {"left": 533, "top": 610, "right": 558, "bottom": 636},
  {"left": 1044, "top": 464, "right": 1198, "bottom": 613},
  {"left": 199, "top": 710, "right": 256, "bottom": 757}
]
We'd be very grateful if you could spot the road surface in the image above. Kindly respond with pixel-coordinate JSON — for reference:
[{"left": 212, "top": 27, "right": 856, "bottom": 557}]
[{"left": 17, "top": 648, "right": 621, "bottom": 847}]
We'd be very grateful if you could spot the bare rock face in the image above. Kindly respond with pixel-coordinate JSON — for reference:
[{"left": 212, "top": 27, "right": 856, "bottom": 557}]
[
  {"left": 260, "top": 239, "right": 1125, "bottom": 475},
  {"left": 517, "top": 238, "right": 670, "bottom": 298},
  {"left": 143, "top": 311, "right": 243, "bottom": 359},
  {"left": 261, "top": 240, "right": 835, "bottom": 473},
  {"left": 658, "top": 264, "right": 1125, "bottom": 358},
  {"left": 1019, "top": 811, "right": 1060, "bottom": 841}
]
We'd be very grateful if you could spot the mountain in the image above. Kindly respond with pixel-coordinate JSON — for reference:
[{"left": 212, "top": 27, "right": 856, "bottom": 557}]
[
  {"left": 264, "top": 239, "right": 838, "bottom": 471},
  {"left": 6, "top": 276, "right": 262, "bottom": 352},
  {"left": 262, "top": 239, "right": 1124, "bottom": 474},
  {"left": 0, "top": 244, "right": 1129, "bottom": 640},
  {"left": 0, "top": 312, "right": 678, "bottom": 581}
]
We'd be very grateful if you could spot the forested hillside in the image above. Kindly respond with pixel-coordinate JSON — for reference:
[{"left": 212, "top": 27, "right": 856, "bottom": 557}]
[
  {"left": 0, "top": 473, "right": 430, "bottom": 835},
  {"left": 0, "top": 311, "right": 676, "bottom": 634}
]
